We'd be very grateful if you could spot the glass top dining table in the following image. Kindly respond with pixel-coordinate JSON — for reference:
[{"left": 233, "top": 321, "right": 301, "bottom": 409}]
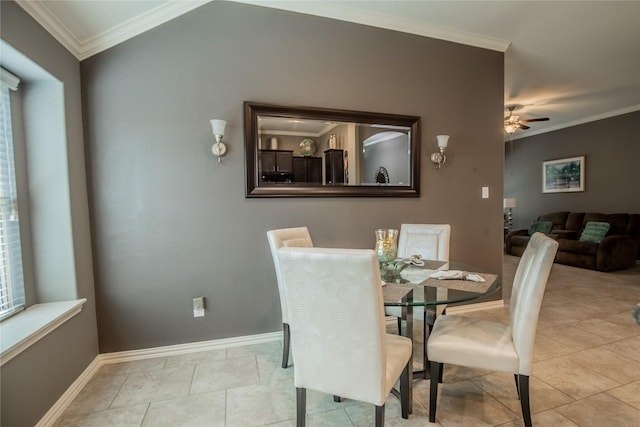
[
  {"left": 381, "top": 259, "right": 501, "bottom": 308},
  {"left": 380, "top": 258, "right": 501, "bottom": 401}
]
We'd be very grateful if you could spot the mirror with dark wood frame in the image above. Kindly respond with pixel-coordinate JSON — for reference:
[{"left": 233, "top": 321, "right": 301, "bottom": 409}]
[{"left": 244, "top": 101, "right": 421, "bottom": 197}]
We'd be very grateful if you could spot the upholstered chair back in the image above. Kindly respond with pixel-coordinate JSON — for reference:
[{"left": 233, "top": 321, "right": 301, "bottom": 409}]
[
  {"left": 277, "top": 247, "right": 392, "bottom": 405},
  {"left": 509, "top": 232, "right": 559, "bottom": 375},
  {"left": 397, "top": 224, "right": 451, "bottom": 261},
  {"left": 267, "top": 227, "right": 313, "bottom": 324}
]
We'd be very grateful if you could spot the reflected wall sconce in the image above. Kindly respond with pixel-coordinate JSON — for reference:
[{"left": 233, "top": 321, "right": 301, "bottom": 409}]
[
  {"left": 430, "top": 135, "right": 449, "bottom": 168},
  {"left": 210, "top": 119, "right": 227, "bottom": 163}
]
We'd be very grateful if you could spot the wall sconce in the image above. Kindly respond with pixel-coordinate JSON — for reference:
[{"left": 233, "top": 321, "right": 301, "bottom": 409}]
[
  {"left": 430, "top": 135, "right": 449, "bottom": 168},
  {"left": 503, "top": 198, "right": 517, "bottom": 229},
  {"left": 210, "top": 119, "right": 227, "bottom": 163}
]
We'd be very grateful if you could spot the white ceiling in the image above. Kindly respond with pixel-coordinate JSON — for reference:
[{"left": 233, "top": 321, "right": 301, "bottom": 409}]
[{"left": 15, "top": 0, "right": 640, "bottom": 140}]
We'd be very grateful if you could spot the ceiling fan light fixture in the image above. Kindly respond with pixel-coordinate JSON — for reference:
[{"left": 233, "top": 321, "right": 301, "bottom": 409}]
[{"left": 505, "top": 123, "right": 519, "bottom": 134}]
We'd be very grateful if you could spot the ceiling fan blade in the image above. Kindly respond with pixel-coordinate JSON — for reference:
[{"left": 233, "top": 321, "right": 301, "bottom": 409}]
[
  {"left": 519, "top": 124, "right": 531, "bottom": 130},
  {"left": 520, "top": 117, "right": 549, "bottom": 122}
]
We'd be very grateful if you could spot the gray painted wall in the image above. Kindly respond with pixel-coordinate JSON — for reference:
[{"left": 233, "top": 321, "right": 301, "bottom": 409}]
[
  {"left": 81, "top": 1, "right": 504, "bottom": 353},
  {"left": 0, "top": 2, "right": 99, "bottom": 426},
  {"left": 505, "top": 111, "right": 640, "bottom": 230}
]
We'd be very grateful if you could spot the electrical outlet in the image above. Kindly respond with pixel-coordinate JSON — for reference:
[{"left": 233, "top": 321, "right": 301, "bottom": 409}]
[{"left": 193, "top": 297, "right": 205, "bottom": 318}]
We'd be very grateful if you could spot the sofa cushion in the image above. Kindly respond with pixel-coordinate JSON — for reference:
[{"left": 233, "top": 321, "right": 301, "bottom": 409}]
[
  {"left": 539, "top": 211, "right": 570, "bottom": 231},
  {"left": 565, "top": 212, "right": 585, "bottom": 231},
  {"left": 558, "top": 238, "right": 599, "bottom": 255},
  {"left": 528, "top": 220, "right": 553, "bottom": 235},
  {"left": 605, "top": 213, "right": 629, "bottom": 235},
  {"left": 579, "top": 221, "right": 611, "bottom": 243}
]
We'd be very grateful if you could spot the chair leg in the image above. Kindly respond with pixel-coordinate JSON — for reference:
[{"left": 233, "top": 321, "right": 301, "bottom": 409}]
[
  {"left": 397, "top": 316, "right": 402, "bottom": 335},
  {"left": 429, "top": 362, "right": 442, "bottom": 423},
  {"left": 517, "top": 375, "right": 532, "bottom": 427},
  {"left": 282, "top": 323, "right": 290, "bottom": 369},
  {"left": 514, "top": 374, "right": 521, "bottom": 399},
  {"left": 400, "top": 359, "right": 412, "bottom": 417},
  {"left": 333, "top": 395, "right": 341, "bottom": 402},
  {"left": 296, "top": 387, "right": 306, "bottom": 427},
  {"left": 375, "top": 404, "right": 385, "bottom": 427}
]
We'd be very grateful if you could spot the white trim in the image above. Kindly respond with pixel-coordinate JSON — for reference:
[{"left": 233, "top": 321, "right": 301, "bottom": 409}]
[
  {"left": 99, "top": 331, "right": 282, "bottom": 364},
  {"left": 0, "top": 299, "right": 87, "bottom": 366},
  {"left": 234, "top": 1, "right": 510, "bottom": 52},
  {"left": 34, "top": 357, "right": 102, "bottom": 427},
  {"left": 35, "top": 331, "right": 282, "bottom": 426},
  {"left": 446, "top": 299, "right": 504, "bottom": 314},
  {"left": 77, "top": 0, "right": 212, "bottom": 61},
  {"left": 0, "top": 68, "right": 20, "bottom": 91},
  {"left": 17, "top": 0, "right": 509, "bottom": 61},
  {"left": 506, "top": 104, "right": 640, "bottom": 141}
]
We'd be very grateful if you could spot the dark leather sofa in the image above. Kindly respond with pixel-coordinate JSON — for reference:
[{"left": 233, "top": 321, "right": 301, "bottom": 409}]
[{"left": 505, "top": 211, "right": 640, "bottom": 272}]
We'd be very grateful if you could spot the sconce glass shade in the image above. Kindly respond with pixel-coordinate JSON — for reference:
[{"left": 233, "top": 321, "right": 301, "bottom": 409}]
[
  {"left": 210, "top": 119, "right": 227, "bottom": 137},
  {"left": 436, "top": 134, "right": 449, "bottom": 149},
  {"left": 503, "top": 198, "right": 517, "bottom": 209}
]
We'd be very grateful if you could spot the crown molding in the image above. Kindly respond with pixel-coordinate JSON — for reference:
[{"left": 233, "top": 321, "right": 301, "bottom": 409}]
[
  {"left": 233, "top": 1, "right": 510, "bottom": 52},
  {"left": 16, "top": 0, "right": 83, "bottom": 59},
  {"left": 77, "top": 0, "right": 212, "bottom": 60},
  {"left": 17, "top": 0, "right": 509, "bottom": 62},
  {"left": 506, "top": 104, "right": 640, "bottom": 141},
  {"left": 16, "top": 0, "right": 213, "bottom": 61}
]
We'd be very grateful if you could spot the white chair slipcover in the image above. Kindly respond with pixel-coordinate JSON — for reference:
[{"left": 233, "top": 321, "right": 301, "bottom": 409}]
[
  {"left": 277, "top": 247, "right": 413, "bottom": 427},
  {"left": 267, "top": 227, "right": 313, "bottom": 368},
  {"left": 427, "top": 232, "right": 559, "bottom": 426},
  {"left": 386, "top": 223, "right": 451, "bottom": 376}
]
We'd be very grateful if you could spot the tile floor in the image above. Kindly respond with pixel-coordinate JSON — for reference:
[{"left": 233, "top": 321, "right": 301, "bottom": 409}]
[{"left": 54, "top": 258, "right": 640, "bottom": 426}]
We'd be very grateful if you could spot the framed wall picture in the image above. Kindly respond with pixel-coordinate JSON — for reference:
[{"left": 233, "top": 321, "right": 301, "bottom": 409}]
[{"left": 542, "top": 155, "right": 585, "bottom": 193}]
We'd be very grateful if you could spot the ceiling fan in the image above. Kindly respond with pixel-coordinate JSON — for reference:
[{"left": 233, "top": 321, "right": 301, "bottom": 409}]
[{"left": 504, "top": 106, "right": 549, "bottom": 134}]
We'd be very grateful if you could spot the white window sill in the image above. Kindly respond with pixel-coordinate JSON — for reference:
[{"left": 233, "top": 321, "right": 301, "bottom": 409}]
[{"left": 0, "top": 299, "right": 86, "bottom": 366}]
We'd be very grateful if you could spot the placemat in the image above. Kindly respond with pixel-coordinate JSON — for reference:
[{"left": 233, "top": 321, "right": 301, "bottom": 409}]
[
  {"left": 382, "top": 283, "right": 413, "bottom": 302},
  {"left": 422, "top": 273, "right": 498, "bottom": 293}
]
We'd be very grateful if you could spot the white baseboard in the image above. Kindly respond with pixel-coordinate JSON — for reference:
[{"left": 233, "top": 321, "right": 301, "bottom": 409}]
[
  {"left": 446, "top": 299, "right": 505, "bottom": 314},
  {"left": 36, "top": 331, "right": 282, "bottom": 426},
  {"left": 35, "top": 356, "right": 103, "bottom": 427}
]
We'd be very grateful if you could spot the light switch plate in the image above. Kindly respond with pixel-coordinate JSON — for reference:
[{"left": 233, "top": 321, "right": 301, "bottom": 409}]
[
  {"left": 193, "top": 297, "right": 205, "bottom": 317},
  {"left": 482, "top": 186, "right": 489, "bottom": 199}
]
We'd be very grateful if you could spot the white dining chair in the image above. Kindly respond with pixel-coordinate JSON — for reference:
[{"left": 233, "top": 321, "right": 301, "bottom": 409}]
[
  {"left": 277, "top": 247, "right": 413, "bottom": 427},
  {"left": 266, "top": 227, "right": 313, "bottom": 368},
  {"left": 427, "top": 232, "right": 559, "bottom": 427},
  {"left": 386, "top": 223, "right": 451, "bottom": 377}
]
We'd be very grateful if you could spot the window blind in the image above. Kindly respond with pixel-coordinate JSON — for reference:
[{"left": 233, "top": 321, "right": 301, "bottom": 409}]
[{"left": 0, "top": 67, "right": 25, "bottom": 320}]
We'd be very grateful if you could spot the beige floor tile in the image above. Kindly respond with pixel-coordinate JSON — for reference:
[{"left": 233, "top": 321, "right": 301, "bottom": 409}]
[
  {"left": 496, "top": 409, "right": 579, "bottom": 427},
  {"left": 573, "top": 318, "right": 640, "bottom": 341},
  {"left": 537, "top": 324, "right": 613, "bottom": 350},
  {"left": 555, "top": 393, "right": 640, "bottom": 427},
  {"left": 61, "top": 373, "right": 127, "bottom": 416},
  {"left": 531, "top": 334, "right": 578, "bottom": 362},
  {"left": 607, "top": 336, "right": 640, "bottom": 363},
  {"left": 225, "top": 379, "right": 296, "bottom": 426},
  {"left": 566, "top": 347, "right": 640, "bottom": 384},
  {"left": 607, "top": 380, "right": 640, "bottom": 410},
  {"left": 165, "top": 348, "right": 227, "bottom": 367},
  {"left": 226, "top": 341, "right": 282, "bottom": 359},
  {"left": 55, "top": 403, "right": 148, "bottom": 427},
  {"left": 98, "top": 357, "right": 167, "bottom": 376},
  {"left": 472, "top": 372, "right": 574, "bottom": 415},
  {"left": 111, "top": 365, "right": 194, "bottom": 407},
  {"left": 427, "top": 379, "right": 519, "bottom": 427},
  {"left": 191, "top": 355, "right": 259, "bottom": 394},
  {"left": 532, "top": 358, "right": 620, "bottom": 400},
  {"left": 141, "top": 391, "right": 226, "bottom": 427}
]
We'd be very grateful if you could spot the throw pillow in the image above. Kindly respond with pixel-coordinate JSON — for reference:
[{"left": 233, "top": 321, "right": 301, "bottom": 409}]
[
  {"left": 528, "top": 220, "right": 553, "bottom": 236},
  {"left": 579, "top": 221, "right": 611, "bottom": 243}
]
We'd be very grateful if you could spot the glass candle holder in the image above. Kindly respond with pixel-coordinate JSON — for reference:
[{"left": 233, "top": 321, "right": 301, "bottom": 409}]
[{"left": 374, "top": 229, "right": 399, "bottom": 263}]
